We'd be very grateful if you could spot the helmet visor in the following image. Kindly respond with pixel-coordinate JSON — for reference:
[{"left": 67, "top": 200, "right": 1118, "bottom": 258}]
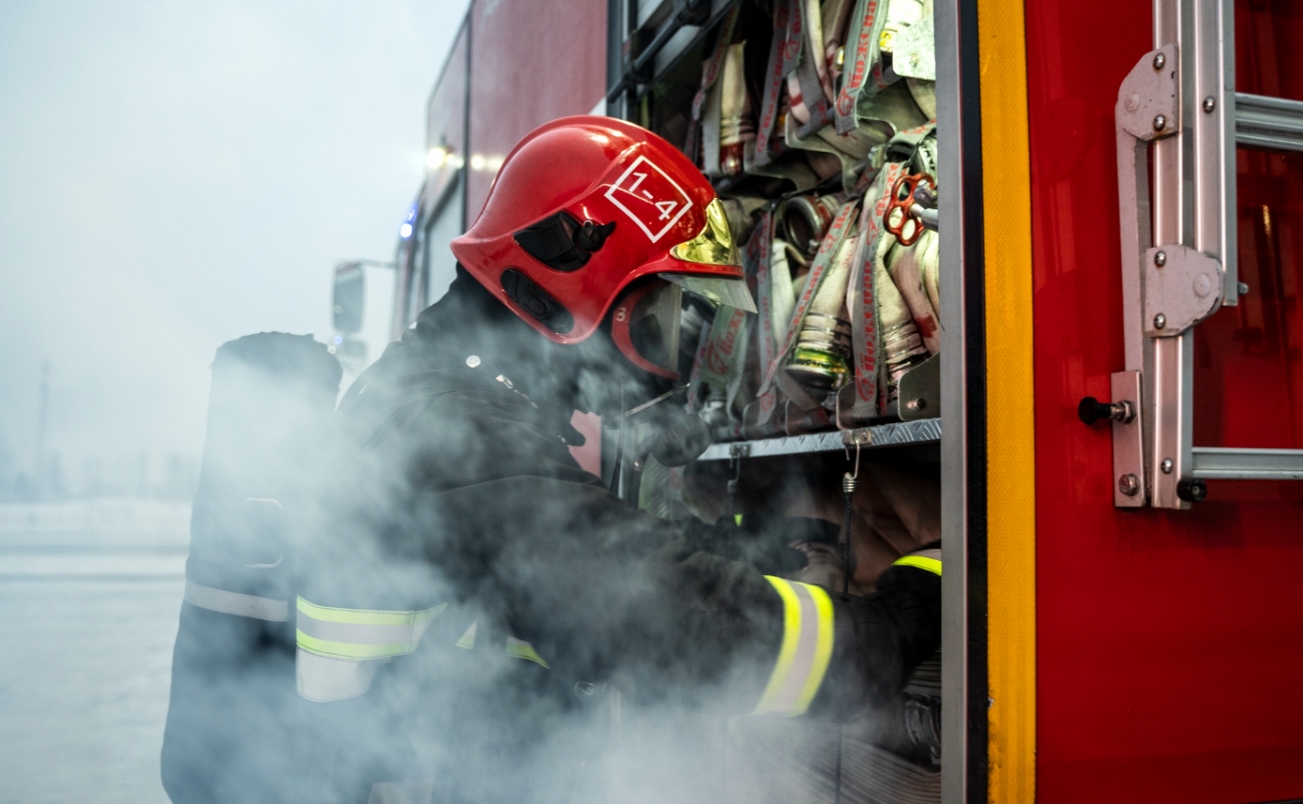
[
  {"left": 611, "top": 280, "right": 683, "bottom": 380},
  {"left": 664, "top": 198, "right": 756, "bottom": 313},
  {"left": 671, "top": 198, "right": 739, "bottom": 268},
  {"left": 660, "top": 274, "right": 757, "bottom": 313}
]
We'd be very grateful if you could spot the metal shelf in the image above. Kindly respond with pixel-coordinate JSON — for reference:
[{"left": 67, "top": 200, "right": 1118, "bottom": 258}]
[{"left": 696, "top": 418, "right": 942, "bottom": 461}]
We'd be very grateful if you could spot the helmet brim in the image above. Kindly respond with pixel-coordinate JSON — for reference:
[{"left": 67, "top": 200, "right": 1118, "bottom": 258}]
[{"left": 660, "top": 273, "right": 757, "bottom": 313}]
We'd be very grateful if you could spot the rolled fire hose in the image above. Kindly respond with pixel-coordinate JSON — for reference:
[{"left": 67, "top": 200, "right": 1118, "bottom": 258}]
[
  {"left": 718, "top": 42, "right": 754, "bottom": 177},
  {"left": 786, "top": 234, "right": 859, "bottom": 390},
  {"left": 875, "top": 241, "right": 930, "bottom": 390},
  {"left": 779, "top": 194, "right": 843, "bottom": 264},
  {"left": 885, "top": 228, "right": 941, "bottom": 354}
]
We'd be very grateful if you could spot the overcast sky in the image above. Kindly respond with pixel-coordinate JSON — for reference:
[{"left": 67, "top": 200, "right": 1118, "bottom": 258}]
[{"left": 0, "top": 0, "right": 469, "bottom": 485}]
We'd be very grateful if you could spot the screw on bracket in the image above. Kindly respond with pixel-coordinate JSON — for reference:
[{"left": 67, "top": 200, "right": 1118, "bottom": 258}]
[
  {"left": 1154, "top": 250, "right": 1167, "bottom": 267},
  {"left": 1202, "top": 96, "right": 1216, "bottom": 113},
  {"left": 1153, "top": 114, "right": 1167, "bottom": 131},
  {"left": 1154, "top": 313, "right": 1167, "bottom": 330},
  {"left": 1152, "top": 52, "right": 1166, "bottom": 70},
  {"left": 1118, "top": 473, "right": 1141, "bottom": 497},
  {"left": 1161, "top": 458, "right": 1174, "bottom": 474}
]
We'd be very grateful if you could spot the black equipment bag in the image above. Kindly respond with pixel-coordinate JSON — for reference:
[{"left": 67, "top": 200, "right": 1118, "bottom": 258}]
[{"left": 161, "top": 333, "right": 340, "bottom": 804}]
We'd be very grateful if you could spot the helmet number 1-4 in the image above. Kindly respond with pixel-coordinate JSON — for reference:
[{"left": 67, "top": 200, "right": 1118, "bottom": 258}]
[{"left": 605, "top": 155, "right": 693, "bottom": 243}]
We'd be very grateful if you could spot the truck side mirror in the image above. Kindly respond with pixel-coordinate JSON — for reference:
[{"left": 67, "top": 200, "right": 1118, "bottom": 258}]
[{"left": 332, "top": 263, "right": 364, "bottom": 334}]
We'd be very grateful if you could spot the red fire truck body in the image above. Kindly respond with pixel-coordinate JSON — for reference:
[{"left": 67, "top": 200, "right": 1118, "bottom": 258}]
[
  {"left": 335, "top": 1, "right": 1303, "bottom": 801},
  {"left": 1028, "top": 2, "right": 1303, "bottom": 801}
]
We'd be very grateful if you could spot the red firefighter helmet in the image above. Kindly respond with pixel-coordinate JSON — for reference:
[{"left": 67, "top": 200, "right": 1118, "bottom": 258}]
[{"left": 451, "top": 116, "right": 754, "bottom": 379}]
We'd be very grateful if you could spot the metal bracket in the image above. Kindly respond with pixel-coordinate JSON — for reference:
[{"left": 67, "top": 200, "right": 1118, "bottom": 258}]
[
  {"left": 1111, "top": 370, "right": 1146, "bottom": 507},
  {"left": 842, "top": 428, "right": 873, "bottom": 448},
  {"left": 1116, "top": 44, "right": 1183, "bottom": 372},
  {"left": 728, "top": 442, "right": 752, "bottom": 460},
  {"left": 1112, "top": 45, "right": 1182, "bottom": 509},
  {"left": 899, "top": 353, "right": 941, "bottom": 421},
  {"left": 1143, "top": 245, "right": 1224, "bottom": 336},
  {"left": 1117, "top": 44, "right": 1180, "bottom": 143}
]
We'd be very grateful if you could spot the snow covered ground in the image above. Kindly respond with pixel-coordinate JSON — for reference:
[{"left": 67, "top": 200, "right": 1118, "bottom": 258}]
[{"left": 0, "top": 500, "right": 188, "bottom": 804}]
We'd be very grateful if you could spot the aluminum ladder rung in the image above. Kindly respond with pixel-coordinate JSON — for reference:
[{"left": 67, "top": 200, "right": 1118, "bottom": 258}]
[
  {"left": 1191, "top": 446, "right": 1303, "bottom": 480},
  {"left": 1236, "top": 92, "right": 1303, "bottom": 153}
]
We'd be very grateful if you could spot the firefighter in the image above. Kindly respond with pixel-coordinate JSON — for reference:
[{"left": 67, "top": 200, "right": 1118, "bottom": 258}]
[{"left": 295, "top": 116, "right": 941, "bottom": 802}]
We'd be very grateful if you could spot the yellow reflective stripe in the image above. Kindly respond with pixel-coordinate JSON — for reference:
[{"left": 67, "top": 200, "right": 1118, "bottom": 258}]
[
  {"left": 753, "top": 577, "right": 834, "bottom": 716},
  {"left": 296, "top": 630, "right": 415, "bottom": 660},
  {"left": 893, "top": 555, "right": 943, "bottom": 576},
  {"left": 796, "top": 584, "right": 835, "bottom": 712},
  {"left": 753, "top": 576, "right": 802, "bottom": 714},
  {"left": 455, "top": 621, "right": 477, "bottom": 650},
  {"left": 296, "top": 596, "right": 444, "bottom": 627},
  {"left": 505, "top": 637, "right": 550, "bottom": 669},
  {"left": 295, "top": 597, "right": 445, "bottom": 660}
]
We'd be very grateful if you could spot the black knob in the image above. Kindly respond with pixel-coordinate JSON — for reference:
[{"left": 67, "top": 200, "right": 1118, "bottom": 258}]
[
  {"left": 1176, "top": 478, "right": 1208, "bottom": 503},
  {"left": 1078, "top": 396, "right": 1114, "bottom": 425}
]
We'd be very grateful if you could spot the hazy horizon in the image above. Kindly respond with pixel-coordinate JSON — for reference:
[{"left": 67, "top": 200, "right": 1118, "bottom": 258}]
[{"left": 0, "top": 0, "right": 470, "bottom": 497}]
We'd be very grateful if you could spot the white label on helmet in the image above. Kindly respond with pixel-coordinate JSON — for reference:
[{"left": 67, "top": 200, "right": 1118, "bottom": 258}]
[{"left": 604, "top": 155, "right": 693, "bottom": 243}]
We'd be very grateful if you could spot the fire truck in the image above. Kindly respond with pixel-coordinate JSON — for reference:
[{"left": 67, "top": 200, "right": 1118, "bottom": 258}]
[{"left": 328, "top": 0, "right": 1303, "bottom": 801}]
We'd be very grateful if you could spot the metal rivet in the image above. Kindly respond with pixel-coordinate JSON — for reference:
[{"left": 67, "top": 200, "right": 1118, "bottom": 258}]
[
  {"left": 1118, "top": 474, "right": 1140, "bottom": 497},
  {"left": 1152, "top": 52, "right": 1166, "bottom": 70},
  {"left": 1238, "top": 281, "right": 1250, "bottom": 296},
  {"left": 1193, "top": 272, "right": 1213, "bottom": 298},
  {"left": 1154, "top": 250, "right": 1167, "bottom": 267},
  {"left": 1153, "top": 114, "right": 1167, "bottom": 131},
  {"left": 1154, "top": 313, "right": 1167, "bottom": 330},
  {"left": 1161, "top": 458, "right": 1174, "bottom": 474},
  {"left": 465, "top": 355, "right": 481, "bottom": 368},
  {"left": 1202, "top": 96, "right": 1216, "bottom": 113}
]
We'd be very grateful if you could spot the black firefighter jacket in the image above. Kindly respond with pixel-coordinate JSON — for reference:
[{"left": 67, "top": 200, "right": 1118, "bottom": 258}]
[{"left": 292, "top": 287, "right": 941, "bottom": 802}]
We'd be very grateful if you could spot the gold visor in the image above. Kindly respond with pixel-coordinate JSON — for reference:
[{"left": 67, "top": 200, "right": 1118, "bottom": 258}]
[{"left": 670, "top": 198, "right": 739, "bottom": 267}]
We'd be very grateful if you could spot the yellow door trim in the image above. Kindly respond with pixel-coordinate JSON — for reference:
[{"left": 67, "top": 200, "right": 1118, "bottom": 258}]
[{"left": 978, "top": 0, "right": 1037, "bottom": 800}]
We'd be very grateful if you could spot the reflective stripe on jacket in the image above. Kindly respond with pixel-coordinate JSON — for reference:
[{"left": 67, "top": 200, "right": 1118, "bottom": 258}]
[
  {"left": 752, "top": 576, "right": 835, "bottom": 716},
  {"left": 184, "top": 579, "right": 290, "bottom": 622},
  {"left": 893, "top": 548, "right": 942, "bottom": 576},
  {"left": 752, "top": 548, "right": 943, "bottom": 716},
  {"left": 295, "top": 601, "right": 552, "bottom": 702}
]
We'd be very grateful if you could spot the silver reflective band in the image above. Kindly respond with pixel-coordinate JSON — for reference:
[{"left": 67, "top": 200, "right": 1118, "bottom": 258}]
[
  {"left": 295, "top": 597, "right": 446, "bottom": 661},
  {"left": 455, "top": 621, "right": 477, "bottom": 649},
  {"left": 296, "top": 649, "right": 383, "bottom": 702},
  {"left": 753, "top": 577, "right": 834, "bottom": 716},
  {"left": 184, "top": 580, "right": 289, "bottom": 622},
  {"left": 297, "top": 614, "right": 434, "bottom": 648}
]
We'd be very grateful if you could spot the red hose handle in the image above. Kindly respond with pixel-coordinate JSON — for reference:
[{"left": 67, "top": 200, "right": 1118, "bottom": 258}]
[{"left": 884, "top": 172, "right": 936, "bottom": 247}]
